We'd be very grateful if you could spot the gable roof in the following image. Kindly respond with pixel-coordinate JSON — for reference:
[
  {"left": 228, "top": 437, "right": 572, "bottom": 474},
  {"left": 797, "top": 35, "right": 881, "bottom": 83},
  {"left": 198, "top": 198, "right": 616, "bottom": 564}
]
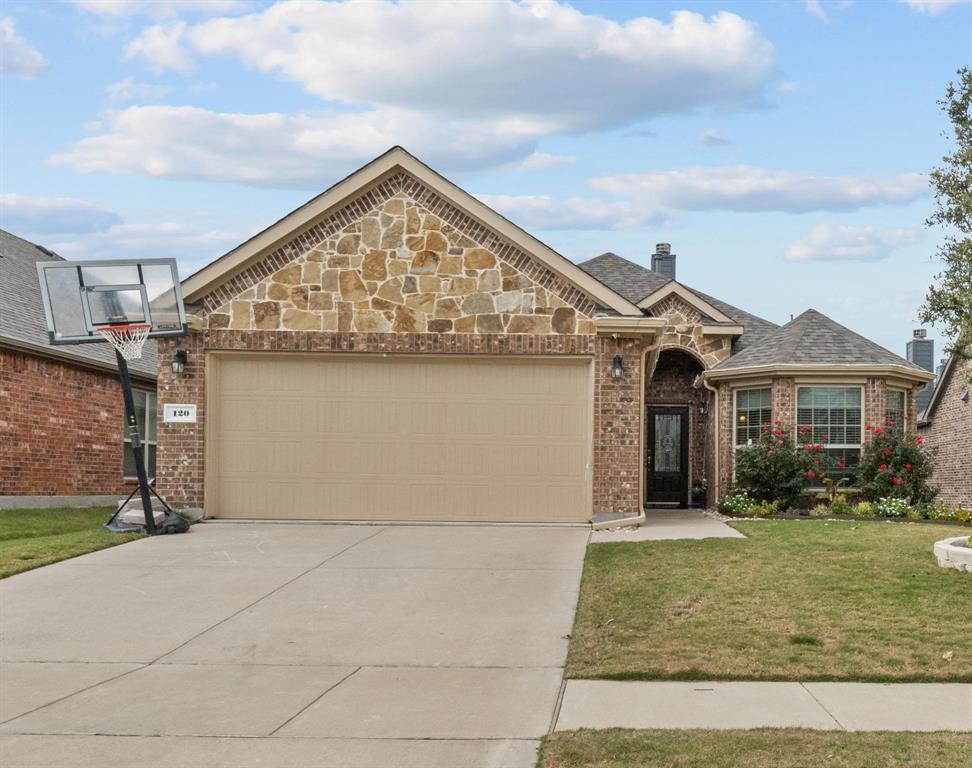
[
  {"left": 707, "top": 309, "right": 933, "bottom": 380},
  {"left": 182, "top": 147, "right": 642, "bottom": 317},
  {"left": 920, "top": 353, "right": 970, "bottom": 423},
  {"left": 0, "top": 229, "right": 157, "bottom": 381},
  {"left": 577, "top": 251, "right": 778, "bottom": 350}
]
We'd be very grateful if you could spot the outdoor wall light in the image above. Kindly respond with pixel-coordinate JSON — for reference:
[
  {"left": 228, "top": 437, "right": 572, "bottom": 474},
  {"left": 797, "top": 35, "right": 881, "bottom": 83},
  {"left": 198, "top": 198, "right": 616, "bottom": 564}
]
[
  {"left": 611, "top": 355, "right": 623, "bottom": 380},
  {"left": 172, "top": 349, "right": 189, "bottom": 374}
]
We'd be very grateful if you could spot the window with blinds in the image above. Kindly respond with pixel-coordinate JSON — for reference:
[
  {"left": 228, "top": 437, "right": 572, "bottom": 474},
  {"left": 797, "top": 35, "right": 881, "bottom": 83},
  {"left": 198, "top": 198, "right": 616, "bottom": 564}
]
[
  {"left": 735, "top": 387, "right": 772, "bottom": 447},
  {"left": 796, "top": 386, "right": 862, "bottom": 484}
]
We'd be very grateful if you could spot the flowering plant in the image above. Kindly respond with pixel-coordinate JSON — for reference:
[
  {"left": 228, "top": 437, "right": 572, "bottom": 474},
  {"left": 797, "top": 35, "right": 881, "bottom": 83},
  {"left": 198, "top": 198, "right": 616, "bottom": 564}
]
[
  {"left": 857, "top": 422, "right": 936, "bottom": 505},
  {"left": 734, "top": 422, "right": 818, "bottom": 509}
]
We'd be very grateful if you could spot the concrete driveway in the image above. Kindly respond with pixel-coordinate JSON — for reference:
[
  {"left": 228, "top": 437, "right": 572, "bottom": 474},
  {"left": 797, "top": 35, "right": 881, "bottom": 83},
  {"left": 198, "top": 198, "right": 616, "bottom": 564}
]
[{"left": 0, "top": 522, "right": 589, "bottom": 767}]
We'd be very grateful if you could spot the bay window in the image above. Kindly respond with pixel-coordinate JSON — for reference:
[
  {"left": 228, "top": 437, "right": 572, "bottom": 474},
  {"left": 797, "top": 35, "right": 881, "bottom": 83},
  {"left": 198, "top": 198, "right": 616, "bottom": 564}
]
[
  {"left": 734, "top": 387, "right": 772, "bottom": 447},
  {"left": 796, "top": 386, "right": 862, "bottom": 484}
]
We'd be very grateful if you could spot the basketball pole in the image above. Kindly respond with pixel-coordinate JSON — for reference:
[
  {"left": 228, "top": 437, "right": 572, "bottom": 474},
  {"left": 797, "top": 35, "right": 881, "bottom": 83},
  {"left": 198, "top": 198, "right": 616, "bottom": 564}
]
[{"left": 114, "top": 349, "right": 158, "bottom": 535}]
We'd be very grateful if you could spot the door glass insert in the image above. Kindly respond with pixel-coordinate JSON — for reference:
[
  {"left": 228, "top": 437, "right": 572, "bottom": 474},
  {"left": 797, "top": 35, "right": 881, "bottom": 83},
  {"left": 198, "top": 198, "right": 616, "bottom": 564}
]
[{"left": 654, "top": 414, "right": 681, "bottom": 473}]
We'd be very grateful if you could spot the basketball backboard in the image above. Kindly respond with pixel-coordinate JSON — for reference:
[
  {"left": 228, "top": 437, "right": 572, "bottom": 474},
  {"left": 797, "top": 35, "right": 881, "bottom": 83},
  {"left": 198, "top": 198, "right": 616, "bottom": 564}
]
[{"left": 36, "top": 258, "right": 187, "bottom": 345}]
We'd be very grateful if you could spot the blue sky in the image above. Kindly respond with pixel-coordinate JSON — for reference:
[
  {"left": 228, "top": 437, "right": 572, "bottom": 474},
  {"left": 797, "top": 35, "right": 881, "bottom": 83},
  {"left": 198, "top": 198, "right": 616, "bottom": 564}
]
[{"left": 1, "top": 0, "right": 970, "bottom": 360}]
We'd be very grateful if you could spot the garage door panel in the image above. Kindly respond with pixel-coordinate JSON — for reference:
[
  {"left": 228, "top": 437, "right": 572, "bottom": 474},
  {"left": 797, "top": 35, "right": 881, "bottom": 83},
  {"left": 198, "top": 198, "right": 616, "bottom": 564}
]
[{"left": 210, "top": 355, "right": 591, "bottom": 523}]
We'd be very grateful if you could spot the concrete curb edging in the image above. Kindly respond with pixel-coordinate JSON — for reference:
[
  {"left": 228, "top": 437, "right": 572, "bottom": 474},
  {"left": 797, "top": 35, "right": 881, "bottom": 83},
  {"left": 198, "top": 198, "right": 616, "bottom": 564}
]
[{"left": 934, "top": 536, "right": 972, "bottom": 572}]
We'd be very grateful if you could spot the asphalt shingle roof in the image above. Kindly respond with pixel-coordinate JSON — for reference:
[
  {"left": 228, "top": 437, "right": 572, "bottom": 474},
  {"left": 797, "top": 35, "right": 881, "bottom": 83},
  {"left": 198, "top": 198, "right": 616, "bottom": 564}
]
[
  {"left": 577, "top": 252, "right": 779, "bottom": 352},
  {"left": 711, "top": 309, "right": 925, "bottom": 371},
  {"left": 0, "top": 229, "right": 157, "bottom": 379}
]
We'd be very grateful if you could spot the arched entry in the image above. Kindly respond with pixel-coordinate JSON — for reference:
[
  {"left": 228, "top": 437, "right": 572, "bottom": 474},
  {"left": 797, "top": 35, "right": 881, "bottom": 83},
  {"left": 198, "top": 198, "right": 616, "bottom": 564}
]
[{"left": 644, "top": 348, "right": 706, "bottom": 508}]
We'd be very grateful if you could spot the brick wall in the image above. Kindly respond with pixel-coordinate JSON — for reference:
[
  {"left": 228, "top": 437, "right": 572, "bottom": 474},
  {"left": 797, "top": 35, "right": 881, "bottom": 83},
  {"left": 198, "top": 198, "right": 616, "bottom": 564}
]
[
  {"left": 0, "top": 348, "right": 151, "bottom": 496},
  {"left": 157, "top": 330, "right": 625, "bottom": 514},
  {"left": 920, "top": 357, "right": 972, "bottom": 508}
]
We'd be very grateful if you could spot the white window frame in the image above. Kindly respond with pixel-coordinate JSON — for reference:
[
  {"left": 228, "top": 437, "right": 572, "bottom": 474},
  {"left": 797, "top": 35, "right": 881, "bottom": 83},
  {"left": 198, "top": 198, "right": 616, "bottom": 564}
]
[
  {"left": 733, "top": 387, "right": 773, "bottom": 449},
  {"left": 796, "top": 384, "right": 865, "bottom": 485},
  {"left": 885, "top": 387, "right": 907, "bottom": 429},
  {"left": 123, "top": 389, "right": 157, "bottom": 481}
]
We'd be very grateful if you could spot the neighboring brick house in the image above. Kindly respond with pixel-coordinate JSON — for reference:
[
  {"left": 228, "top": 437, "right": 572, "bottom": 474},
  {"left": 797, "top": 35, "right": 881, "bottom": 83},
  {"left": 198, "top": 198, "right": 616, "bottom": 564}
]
[
  {"left": 155, "top": 147, "right": 933, "bottom": 524},
  {"left": 0, "top": 230, "right": 157, "bottom": 507},
  {"left": 919, "top": 354, "right": 972, "bottom": 508}
]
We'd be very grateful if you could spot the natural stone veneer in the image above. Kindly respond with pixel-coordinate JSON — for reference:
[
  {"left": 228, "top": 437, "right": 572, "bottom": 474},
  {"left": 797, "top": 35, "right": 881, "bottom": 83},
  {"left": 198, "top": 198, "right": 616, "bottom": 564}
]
[
  {"left": 204, "top": 194, "right": 595, "bottom": 335},
  {"left": 646, "top": 294, "right": 732, "bottom": 369}
]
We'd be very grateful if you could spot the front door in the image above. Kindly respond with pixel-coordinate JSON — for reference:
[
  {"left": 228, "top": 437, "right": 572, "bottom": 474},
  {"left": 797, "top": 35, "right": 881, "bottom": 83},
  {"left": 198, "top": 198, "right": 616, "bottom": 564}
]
[{"left": 646, "top": 406, "right": 689, "bottom": 506}]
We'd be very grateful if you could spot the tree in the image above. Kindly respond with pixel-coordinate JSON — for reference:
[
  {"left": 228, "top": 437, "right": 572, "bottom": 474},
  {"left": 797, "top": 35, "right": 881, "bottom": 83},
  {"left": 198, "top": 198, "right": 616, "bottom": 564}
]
[{"left": 921, "top": 68, "right": 972, "bottom": 359}]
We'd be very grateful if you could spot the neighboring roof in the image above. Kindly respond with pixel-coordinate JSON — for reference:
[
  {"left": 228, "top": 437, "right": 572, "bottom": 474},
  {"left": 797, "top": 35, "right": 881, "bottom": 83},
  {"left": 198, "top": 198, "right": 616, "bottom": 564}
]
[
  {"left": 182, "top": 147, "right": 642, "bottom": 317},
  {"left": 577, "top": 252, "right": 778, "bottom": 351},
  {"left": 921, "top": 353, "right": 970, "bottom": 423},
  {"left": 0, "top": 229, "right": 157, "bottom": 380},
  {"left": 708, "top": 309, "right": 933, "bottom": 380}
]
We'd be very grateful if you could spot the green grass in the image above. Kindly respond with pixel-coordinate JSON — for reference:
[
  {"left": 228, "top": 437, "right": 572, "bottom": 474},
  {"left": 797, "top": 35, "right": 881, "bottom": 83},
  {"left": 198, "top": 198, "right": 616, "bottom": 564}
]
[
  {"left": 0, "top": 507, "right": 143, "bottom": 578},
  {"left": 539, "top": 729, "right": 969, "bottom": 768},
  {"left": 566, "top": 520, "right": 971, "bottom": 682}
]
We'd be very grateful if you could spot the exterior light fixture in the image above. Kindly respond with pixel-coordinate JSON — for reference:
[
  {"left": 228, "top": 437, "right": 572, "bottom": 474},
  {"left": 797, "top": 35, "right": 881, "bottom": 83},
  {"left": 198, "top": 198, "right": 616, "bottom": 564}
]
[
  {"left": 172, "top": 349, "right": 188, "bottom": 374},
  {"left": 611, "top": 355, "right": 623, "bottom": 380}
]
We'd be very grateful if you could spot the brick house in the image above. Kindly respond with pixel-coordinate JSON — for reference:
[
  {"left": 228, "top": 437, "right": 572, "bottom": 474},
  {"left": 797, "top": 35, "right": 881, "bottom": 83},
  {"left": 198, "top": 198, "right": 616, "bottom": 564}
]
[
  {"left": 0, "top": 230, "right": 157, "bottom": 507},
  {"left": 155, "top": 148, "right": 933, "bottom": 524},
  {"left": 919, "top": 354, "right": 971, "bottom": 508}
]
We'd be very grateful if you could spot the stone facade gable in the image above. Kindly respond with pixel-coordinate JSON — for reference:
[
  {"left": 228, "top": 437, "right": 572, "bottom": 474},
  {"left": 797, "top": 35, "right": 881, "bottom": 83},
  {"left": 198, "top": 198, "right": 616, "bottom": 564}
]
[
  {"left": 645, "top": 293, "right": 731, "bottom": 369},
  {"left": 199, "top": 171, "right": 598, "bottom": 325},
  {"left": 204, "top": 192, "right": 595, "bottom": 336}
]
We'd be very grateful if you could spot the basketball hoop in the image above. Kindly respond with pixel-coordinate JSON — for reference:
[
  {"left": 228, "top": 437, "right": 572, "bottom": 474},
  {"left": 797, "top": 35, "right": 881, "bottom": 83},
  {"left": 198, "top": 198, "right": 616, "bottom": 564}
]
[{"left": 97, "top": 323, "right": 151, "bottom": 360}]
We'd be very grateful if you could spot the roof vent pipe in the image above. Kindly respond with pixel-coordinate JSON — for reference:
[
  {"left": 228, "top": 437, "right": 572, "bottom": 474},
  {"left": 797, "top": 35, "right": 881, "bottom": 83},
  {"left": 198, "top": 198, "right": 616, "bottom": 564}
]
[{"left": 651, "top": 243, "right": 676, "bottom": 280}]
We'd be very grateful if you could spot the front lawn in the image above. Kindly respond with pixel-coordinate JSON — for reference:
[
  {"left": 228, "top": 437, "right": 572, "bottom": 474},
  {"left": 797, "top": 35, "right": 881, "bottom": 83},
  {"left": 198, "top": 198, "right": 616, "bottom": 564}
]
[
  {"left": 566, "top": 520, "right": 971, "bottom": 682},
  {"left": 0, "top": 507, "right": 142, "bottom": 578},
  {"left": 539, "top": 729, "right": 968, "bottom": 768}
]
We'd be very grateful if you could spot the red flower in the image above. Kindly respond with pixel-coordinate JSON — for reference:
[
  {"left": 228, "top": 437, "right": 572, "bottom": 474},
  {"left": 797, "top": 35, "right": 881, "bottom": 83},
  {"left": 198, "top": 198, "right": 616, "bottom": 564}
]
[
  {"left": 905, "top": 463, "right": 912, "bottom": 470},
  {"left": 916, "top": 436, "right": 924, "bottom": 446},
  {"left": 805, "top": 444, "right": 813, "bottom": 451},
  {"left": 774, "top": 428, "right": 783, "bottom": 436},
  {"left": 882, "top": 448, "right": 891, "bottom": 456},
  {"left": 762, "top": 425, "right": 769, "bottom": 432},
  {"left": 777, "top": 440, "right": 783, "bottom": 446},
  {"left": 904, "top": 479, "right": 909, "bottom": 484},
  {"left": 892, "top": 476, "right": 900, "bottom": 485},
  {"left": 874, "top": 427, "right": 883, "bottom": 435},
  {"left": 815, "top": 444, "right": 822, "bottom": 452},
  {"left": 880, "top": 463, "right": 888, "bottom": 470},
  {"left": 887, "top": 419, "right": 894, "bottom": 427},
  {"left": 808, "top": 470, "right": 816, "bottom": 479},
  {"left": 821, "top": 434, "right": 829, "bottom": 442},
  {"left": 838, "top": 459, "right": 846, "bottom": 469},
  {"left": 767, "top": 449, "right": 775, "bottom": 456},
  {"left": 774, "top": 419, "right": 781, "bottom": 425},
  {"left": 866, "top": 424, "right": 872, "bottom": 431}
]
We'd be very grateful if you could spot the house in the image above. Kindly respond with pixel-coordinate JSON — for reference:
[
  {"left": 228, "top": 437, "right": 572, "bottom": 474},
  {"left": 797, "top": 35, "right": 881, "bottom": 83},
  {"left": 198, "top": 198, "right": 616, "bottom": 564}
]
[
  {"left": 0, "top": 229, "right": 157, "bottom": 508},
  {"left": 154, "top": 148, "right": 933, "bottom": 524},
  {"left": 919, "top": 353, "right": 972, "bottom": 508}
]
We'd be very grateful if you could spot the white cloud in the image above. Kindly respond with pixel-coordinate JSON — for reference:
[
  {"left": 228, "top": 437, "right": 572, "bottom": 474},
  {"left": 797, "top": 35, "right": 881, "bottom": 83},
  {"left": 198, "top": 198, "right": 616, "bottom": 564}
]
[
  {"left": 700, "top": 129, "right": 731, "bottom": 146},
  {"left": 123, "top": 21, "right": 193, "bottom": 73},
  {"left": 518, "top": 152, "right": 575, "bottom": 170},
  {"left": 902, "top": 0, "right": 970, "bottom": 14},
  {"left": 0, "top": 17, "right": 46, "bottom": 78},
  {"left": 784, "top": 223, "right": 923, "bottom": 262},
  {"left": 805, "top": 0, "right": 828, "bottom": 22},
  {"left": 104, "top": 76, "right": 173, "bottom": 102},
  {"left": 477, "top": 194, "right": 666, "bottom": 231},
  {"left": 589, "top": 166, "right": 929, "bottom": 213},
  {"left": 47, "top": 220, "right": 245, "bottom": 274},
  {"left": 127, "top": 1, "right": 774, "bottom": 133},
  {"left": 49, "top": 105, "right": 552, "bottom": 187},
  {"left": 0, "top": 193, "right": 122, "bottom": 235},
  {"left": 72, "top": 1, "right": 248, "bottom": 19},
  {"left": 777, "top": 81, "right": 800, "bottom": 93}
]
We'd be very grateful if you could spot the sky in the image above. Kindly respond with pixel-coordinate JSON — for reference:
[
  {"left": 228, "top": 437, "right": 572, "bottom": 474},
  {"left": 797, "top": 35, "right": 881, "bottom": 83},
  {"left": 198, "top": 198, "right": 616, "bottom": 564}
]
[{"left": 1, "top": 0, "right": 970, "bottom": 361}]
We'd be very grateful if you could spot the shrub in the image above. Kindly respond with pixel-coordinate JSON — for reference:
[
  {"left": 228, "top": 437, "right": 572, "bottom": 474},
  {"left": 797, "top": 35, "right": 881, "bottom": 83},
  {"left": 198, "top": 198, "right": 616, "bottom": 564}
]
[
  {"left": 734, "top": 423, "right": 816, "bottom": 509},
  {"left": 750, "top": 500, "right": 780, "bottom": 518},
  {"left": 858, "top": 424, "right": 936, "bottom": 506},
  {"left": 852, "top": 501, "right": 873, "bottom": 517},
  {"left": 873, "top": 496, "right": 913, "bottom": 518},
  {"left": 719, "top": 489, "right": 755, "bottom": 516}
]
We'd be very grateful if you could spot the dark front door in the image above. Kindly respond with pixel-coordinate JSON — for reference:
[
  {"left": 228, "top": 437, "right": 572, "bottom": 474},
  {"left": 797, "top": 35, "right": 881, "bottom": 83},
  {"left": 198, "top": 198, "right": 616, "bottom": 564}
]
[{"left": 646, "top": 406, "right": 689, "bottom": 506}]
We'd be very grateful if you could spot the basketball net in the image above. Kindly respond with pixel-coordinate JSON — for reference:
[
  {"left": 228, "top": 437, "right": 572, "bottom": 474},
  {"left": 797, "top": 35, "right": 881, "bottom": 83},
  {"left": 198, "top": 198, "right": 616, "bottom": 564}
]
[{"left": 98, "top": 323, "right": 151, "bottom": 361}]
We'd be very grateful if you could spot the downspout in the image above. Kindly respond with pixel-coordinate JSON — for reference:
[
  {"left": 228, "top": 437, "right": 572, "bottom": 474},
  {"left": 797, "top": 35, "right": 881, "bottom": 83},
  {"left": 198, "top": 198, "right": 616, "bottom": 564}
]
[{"left": 699, "top": 374, "right": 720, "bottom": 507}]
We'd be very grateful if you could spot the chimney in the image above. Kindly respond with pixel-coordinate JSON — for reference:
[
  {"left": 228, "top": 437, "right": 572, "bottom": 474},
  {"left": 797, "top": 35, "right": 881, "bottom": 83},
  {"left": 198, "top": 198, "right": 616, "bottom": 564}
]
[
  {"left": 651, "top": 243, "right": 676, "bottom": 280},
  {"left": 907, "top": 329, "right": 935, "bottom": 413}
]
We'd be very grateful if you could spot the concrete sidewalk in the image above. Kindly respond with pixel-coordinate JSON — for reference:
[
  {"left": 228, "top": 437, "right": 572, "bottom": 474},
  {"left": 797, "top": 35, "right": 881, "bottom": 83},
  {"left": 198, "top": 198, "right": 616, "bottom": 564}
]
[
  {"left": 591, "top": 509, "right": 744, "bottom": 542},
  {"left": 556, "top": 680, "right": 972, "bottom": 732}
]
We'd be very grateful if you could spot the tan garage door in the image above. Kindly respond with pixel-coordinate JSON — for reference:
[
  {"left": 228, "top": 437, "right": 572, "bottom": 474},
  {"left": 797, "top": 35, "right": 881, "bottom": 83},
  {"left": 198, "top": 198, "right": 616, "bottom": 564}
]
[{"left": 207, "top": 354, "right": 592, "bottom": 522}]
